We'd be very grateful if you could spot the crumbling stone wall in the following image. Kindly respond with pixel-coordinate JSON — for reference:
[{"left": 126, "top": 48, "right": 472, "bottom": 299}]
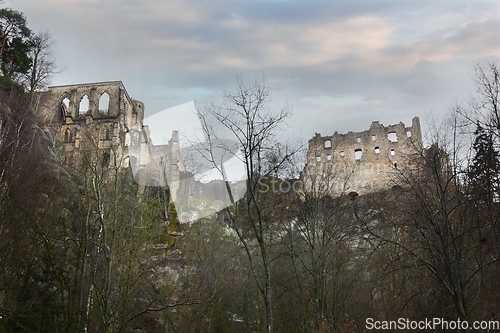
[
  {"left": 37, "top": 81, "right": 144, "bottom": 126},
  {"left": 37, "top": 81, "right": 144, "bottom": 169},
  {"left": 36, "top": 81, "right": 186, "bottom": 202},
  {"left": 303, "top": 117, "right": 422, "bottom": 196}
]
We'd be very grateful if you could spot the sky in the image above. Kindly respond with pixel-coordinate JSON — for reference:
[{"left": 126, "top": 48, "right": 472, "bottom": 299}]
[{"left": 8, "top": 0, "right": 500, "bottom": 141}]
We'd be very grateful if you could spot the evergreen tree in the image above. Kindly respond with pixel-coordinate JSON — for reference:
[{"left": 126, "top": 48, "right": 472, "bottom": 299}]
[
  {"left": 469, "top": 123, "right": 500, "bottom": 203},
  {"left": 0, "top": 8, "right": 32, "bottom": 87}
]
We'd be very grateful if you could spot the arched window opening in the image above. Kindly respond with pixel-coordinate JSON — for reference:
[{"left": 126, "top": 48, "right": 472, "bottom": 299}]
[
  {"left": 374, "top": 146, "right": 380, "bottom": 154},
  {"left": 371, "top": 135, "right": 376, "bottom": 141},
  {"left": 324, "top": 140, "right": 331, "bottom": 149},
  {"left": 62, "top": 97, "right": 70, "bottom": 110},
  {"left": 390, "top": 148, "right": 396, "bottom": 156},
  {"left": 60, "top": 97, "right": 70, "bottom": 118},
  {"left": 99, "top": 92, "right": 110, "bottom": 113},
  {"left": 387, "top": 132, "right": 398, "bottom": 142},
  {"left": 79, "top": 95, "right": 90, "bottom": 115},
  {"left": 64, "top": 128, "right": 71, "bottom": 142},
  {"left": 62, "top": 97, "right": 70, "bottom": 108},
  {"left": 348, "top": 191, "right": 359, "bottom": 200},
  {"left": 354, "top": 149, "right": 363, "bottom": 160}
]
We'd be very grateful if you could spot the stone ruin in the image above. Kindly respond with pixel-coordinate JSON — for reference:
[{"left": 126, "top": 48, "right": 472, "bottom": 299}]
[
  {"left": 35, "top": 81, "right": 243, "bottom": 222},
  {"left": 36, "top": 81, "right": 184, "bottom": 201},
  {"left": 35, "top": 80, "right": 424, "bottom": 211},
  {"left": 303, "top": 117, "right": 423, "bottom": 197}
]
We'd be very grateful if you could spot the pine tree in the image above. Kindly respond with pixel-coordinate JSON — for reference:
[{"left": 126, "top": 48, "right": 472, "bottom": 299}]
[{"left": 469, "top": 123, "right": 500, "bottom": 203}]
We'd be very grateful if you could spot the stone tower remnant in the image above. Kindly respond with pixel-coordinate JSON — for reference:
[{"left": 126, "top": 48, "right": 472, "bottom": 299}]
[{"left": 303, "top": 117, "right": 422, "bottom": 197}]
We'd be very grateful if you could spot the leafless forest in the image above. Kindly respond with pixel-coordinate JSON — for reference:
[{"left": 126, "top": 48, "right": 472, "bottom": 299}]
[{"left": 1, "top": 7, "right": 499, "bottom": 333}]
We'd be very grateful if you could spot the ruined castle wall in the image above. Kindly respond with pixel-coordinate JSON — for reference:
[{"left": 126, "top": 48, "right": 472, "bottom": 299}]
[
  {"left": 36, "top": 81, "right": 185, "bottom": 204},
  {"left": 304, "top": 117, "right": 422, "bottom": 196},
  {"left": 37, "top": 81, "right": 145, "bottom": 169},
  {"left": 37, "top": 81, "right": 142, "bottom": 127}
]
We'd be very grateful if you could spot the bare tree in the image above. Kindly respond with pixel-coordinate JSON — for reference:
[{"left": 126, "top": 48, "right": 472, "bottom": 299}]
[
  {"left": 470, "top": 61, "right": 500, "bottom": 142},
  {"left": 278, "top": 163, "right": 359, "bottom": 331},
  {"left": 0, "top": 89, "right": 77, "bottom": 331},
  {"left": 460, "top": 61, "right": 500, "bottom": 318},
  {"left": 20, "top": 31, "right": 59, "bottom": 105},
  {"left": 356, "top": 118, "right": 495, "bottom": 322},
  {"left": 198, "top": 76, "right": 297, "bottom": 333}
]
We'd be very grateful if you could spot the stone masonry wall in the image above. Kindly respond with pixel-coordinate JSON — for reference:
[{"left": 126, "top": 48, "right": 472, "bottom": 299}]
[
  {"left": 303, "top": 117, "right": 422, "bottom": 197},
  {"left": 36, "top": 81, "right": 187, "bottom": 202},
  {"left": 36, "top": 81, "right": 144, "bottom": 169}
]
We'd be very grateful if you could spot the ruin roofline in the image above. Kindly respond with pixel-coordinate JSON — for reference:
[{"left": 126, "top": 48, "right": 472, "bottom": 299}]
[
  {"left": 47, "top": 80, "right": 141, "bottom": 106},
  {"left": 48, "top": 80, "right": 125, "bottom": 89},
  {"left": 311, "top": 117, "right": 420, "bottom": 140}
]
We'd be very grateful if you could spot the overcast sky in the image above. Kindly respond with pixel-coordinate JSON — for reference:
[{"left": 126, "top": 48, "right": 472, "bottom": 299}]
[{"left": 9, "top": 0, "right": 500, "bottom": 140}]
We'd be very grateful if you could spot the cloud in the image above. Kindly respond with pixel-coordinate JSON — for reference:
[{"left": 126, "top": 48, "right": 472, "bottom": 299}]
[{"left": 9, "top": 0, "right": 500, "bottom": 137}]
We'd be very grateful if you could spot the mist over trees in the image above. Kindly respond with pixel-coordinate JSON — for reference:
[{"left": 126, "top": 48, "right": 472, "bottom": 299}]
[{"left": 0, "top": 5, "right": 499, "bottom": 333}]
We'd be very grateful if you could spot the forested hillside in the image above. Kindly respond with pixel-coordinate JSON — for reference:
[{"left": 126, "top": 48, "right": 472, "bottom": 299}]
[{"left": 0, "top": 6, "right": 499, "bottom": 333}]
